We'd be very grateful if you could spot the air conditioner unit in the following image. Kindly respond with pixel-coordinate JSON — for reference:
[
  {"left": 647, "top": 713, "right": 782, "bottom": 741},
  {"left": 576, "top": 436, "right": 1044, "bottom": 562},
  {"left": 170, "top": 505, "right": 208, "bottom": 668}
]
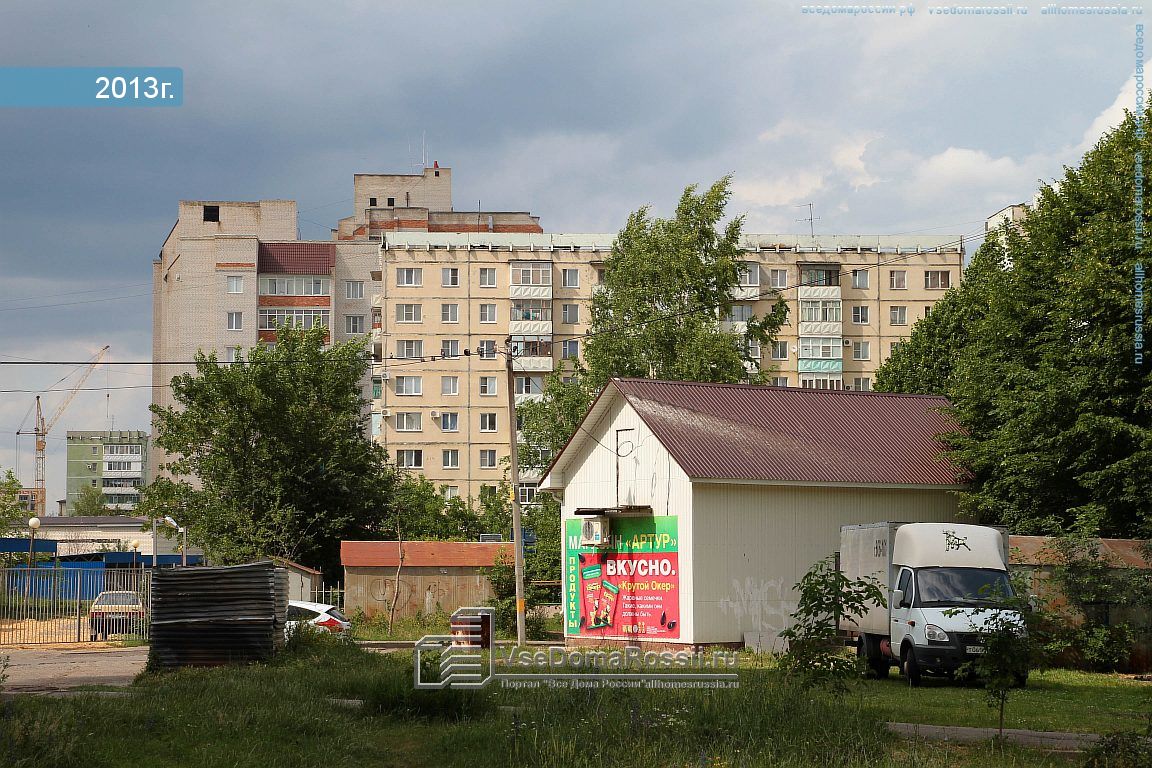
[
  {"left": 843, "top": 339, "right": 853, "bottom": 346},
  {"left": 380, "top": 372, "right": 391, "bottom": 380},
  {"left": 579, "top": 516, "right": 610, "bottom": 548},
  {"left": 381, "top": 409, "right": 391, "bottom": 417},
  {"left": 430, "top": 410, "right": 440, "bottom": 418}
]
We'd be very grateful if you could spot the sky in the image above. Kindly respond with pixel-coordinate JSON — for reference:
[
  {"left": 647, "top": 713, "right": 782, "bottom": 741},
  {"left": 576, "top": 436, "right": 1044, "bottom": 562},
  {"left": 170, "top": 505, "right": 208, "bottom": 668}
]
[{"left": 0, "top": 0, "right": 1145, "bottom": 505}]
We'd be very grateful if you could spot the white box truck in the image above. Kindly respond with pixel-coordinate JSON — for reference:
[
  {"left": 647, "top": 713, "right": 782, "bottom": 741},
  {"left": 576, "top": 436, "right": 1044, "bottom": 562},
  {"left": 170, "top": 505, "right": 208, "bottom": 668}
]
[{"left": 839, "top": 522, "right": 1021, "bottom": 686}]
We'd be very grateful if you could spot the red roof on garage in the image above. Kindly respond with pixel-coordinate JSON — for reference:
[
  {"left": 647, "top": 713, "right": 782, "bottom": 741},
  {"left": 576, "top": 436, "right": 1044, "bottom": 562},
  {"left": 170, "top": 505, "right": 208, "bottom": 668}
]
[
  {"left": 341, "top": 541, "right": 514, "bottom": 568},
  {"left": 544, "top": 379, "right": 964, "bottom": 489},
  {"left": 257, "top": 242, "right": 336, "bottom": 274}
]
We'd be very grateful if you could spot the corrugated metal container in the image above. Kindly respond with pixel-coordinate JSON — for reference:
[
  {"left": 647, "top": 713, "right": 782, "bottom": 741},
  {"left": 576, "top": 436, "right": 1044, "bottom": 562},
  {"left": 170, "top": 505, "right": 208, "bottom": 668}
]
[{"left": 148, "top": 561, "right": 287, "bottom": 668}]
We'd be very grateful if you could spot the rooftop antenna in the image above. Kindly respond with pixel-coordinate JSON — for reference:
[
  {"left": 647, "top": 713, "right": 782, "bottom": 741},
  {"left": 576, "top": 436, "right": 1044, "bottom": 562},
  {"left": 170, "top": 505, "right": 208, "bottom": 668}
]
[
  {"left": 795, "top": 203, "right": 819, "bottom": 239},
  {"left": 421, "top": 131, "right": 426, "bottom": 168}
]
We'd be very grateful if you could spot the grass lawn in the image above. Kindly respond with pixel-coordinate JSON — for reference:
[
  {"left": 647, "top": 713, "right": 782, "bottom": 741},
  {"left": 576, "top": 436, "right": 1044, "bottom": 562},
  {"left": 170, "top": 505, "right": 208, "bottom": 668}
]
[
  {"left": 0, "top": 640, "right": 1143, "bottom": 768},
  {"left": 857, "top": 668, "right": 1152, "bottom": 735}
]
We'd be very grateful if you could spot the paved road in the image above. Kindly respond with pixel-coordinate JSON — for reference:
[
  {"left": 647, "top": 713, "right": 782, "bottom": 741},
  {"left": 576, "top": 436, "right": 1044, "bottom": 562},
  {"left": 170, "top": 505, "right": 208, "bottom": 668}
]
[
  {"left": 2, "top": 645, "right": 148, "bottom": 692},
  {"left": 888, "top": 722, "right": 1101, "bottom": 750}
]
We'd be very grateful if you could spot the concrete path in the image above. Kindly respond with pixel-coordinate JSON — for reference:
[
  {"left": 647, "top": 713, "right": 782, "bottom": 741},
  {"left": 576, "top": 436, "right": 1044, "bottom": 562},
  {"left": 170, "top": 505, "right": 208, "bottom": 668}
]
[
  {"left": 888, "top": 721, "right": 1101, "bottom": 750},
  {"left": 2, "top": 645, "right": 148, "bottom": 693}
]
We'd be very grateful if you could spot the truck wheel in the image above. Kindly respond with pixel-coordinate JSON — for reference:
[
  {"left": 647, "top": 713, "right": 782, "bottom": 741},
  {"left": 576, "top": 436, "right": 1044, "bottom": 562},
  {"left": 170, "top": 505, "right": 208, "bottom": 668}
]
[
  {"left": 903, "top": 647, "right": 922, "bottom": 687},
  {"left": 861, "top": 635, "right": 889, "bottom": 679}
]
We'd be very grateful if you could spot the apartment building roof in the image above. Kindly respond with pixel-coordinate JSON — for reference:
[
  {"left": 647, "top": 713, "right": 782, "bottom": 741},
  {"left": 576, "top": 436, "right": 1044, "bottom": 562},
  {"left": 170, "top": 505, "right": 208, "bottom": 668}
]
[
  {"left": 544, "top": 379, "right": 964, "bottom": 490},
  {"left": 257, "top": 242, "right": 336, "bottom": 274},
  {"left": 341, "top": 540, "right": 514, "bottom": 568}
]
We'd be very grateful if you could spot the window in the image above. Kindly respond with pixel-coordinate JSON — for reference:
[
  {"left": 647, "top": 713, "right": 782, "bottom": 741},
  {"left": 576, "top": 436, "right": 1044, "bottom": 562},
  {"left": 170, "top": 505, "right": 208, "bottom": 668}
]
[
  {"left": 596, "top": 268, "right": 606, "bottom": 284},
  {"left": 799, "top": 337, "right": 841, "bottom": 359},
  {"left": 396, "top": 340, "right": 423, "bottom": 358},
  {"left": 442, "top": 449, "right": 460, "bottom": 469},
  {"left": 345, "top": 315, "right": 365, "bottom": 334},
  {"left": 478, "top": 340, "right": 497, "bottom": 359},
  {"left": 518, "top": 483, "right": 538, "bottom": 505},
  {"left": 852, "top": 305, "right": 870, "bottom": 324},
  {"left": 258, "top": 309, "right": 329, "bottom": 330},
  {"left": 479, "top": 303, "right": 497, "bottom": 323},
  {"left": 480, "top": 449, "right": 498, "bottom": 468},
  {"left": 769, "top": 269, "right": 789, "bottom": 288},
  {"left": 103, "top": 445, "right": 142, "bottom": 456},
  {"left": 203, "top": 204, "right": 220, "bottom": 222},
  {"left": 397, "top": 450, "right": 423, "bottom": 469},
  {"left": 925, "top": 270, "right": 951, "bottom": 289},
  {"left": 890, "top": 306, "right": 908, "bottom": 325},
  {"left": 562, "top": 268, "right": 580, "bottom": 288},
  {"left": 889, "top": 270, "right": 907, "bottom": 290},
  {"left": 745, "top": 340, "right": 761, "bottom": 359},
  {"left": 513, "top": 299, "right": 551, "bottom": 321},
  {"left": 440, "top": 412, "right": 459, "bottom": 431},
  {"left": 442, "top": 267, "right": 460, "bottom": 287},
  {"left": 345, "top": 280, "right": 364, "bottom": 299},
  {"left": 395, "top": 412, "right": 421, "bottom": 431},
  {"left": 441, "top": 376, "right": 459, "bottom": 396},
  {"left": 851, "top": 269, "right": 869, "bottom": 289},
  {"left": 396, "top": 304, "right": 422, "bottom": 323},
  {"left": 515, "top": 375, "right": 544, "bottom": 394},
  {"left": 802, "top": 267, "right": 840, "bottom": 287},
  {"left": 738, "top": 262, "right": 760, "bottom": 287},
  {"left": 372, "top": 376, "right": 382, "bottom": 399},
  {"left": 397, "top": 268, "right": 422, "bottom": 287},
  {"left": 890, "top": 341, "right": 905, "bottom": 355},
  {"left": 395, "top": 376, "right": 422, "bottom": 395},
  {"left": 480, "top": 485, "right": 498, "bottom": 500},
  {"left": 511, "top": 263, "right": 552, "bottom": 286},
  {"left": 726, "top": 304, "right": 754, "bottom": 322},
  {"left": 480, "top": 413, "right": 498, "bottom": 432},
  {"left": 800, "top": 375, "right": 843, "bottom": 390},
  {"left": 799, "top": 300, "right": 841, "bottom": 323},
  {"left": 771, "top": 376, "right": 789, "bottom": 387},
  {"left": 224, "top": 347, "right": 241, "bottom": 364},
  {"left": 512, "top": 335, "right": 552, "bottom": 357},
  {"left": 443, "top": 486, "right": 460, "bottom": 499},
  {"left": 853, "top": 377, "right": 872, "bottom": 392},
  {"left": 259, "top": 277, "right": 330, "bottom": 296},
  {"left": 91, "top": 446, "right": 99, "bottom": 455},
  {"left": 771, "top": 341, "right": 789, "bottom": 360},
  {"left": 561, "top": 339, "right": 579, "bottom": 359},
  {"left": 562, "top": 303, "right": 579, "bottom": 324},
  {"left": 480, "top": 267, "right": 497, "bottom": 287},
  {"left": 479, "top": 376, "right": 498, "bottom": 396},
  {"left": 106, "top": 461, "right": 132, "bottom": 471},
  {"left": 387, "top": 197, "right": 395, "bottom": 206},
  {"left": 227, "top": 276, "right": 243, "bottom": 294},
  {"left": 227, "top": 311, "right": 243, "bottom": 331},
  {"left": 852, "top": 341, "right": 870, "bottom": 360},
  {"left": 441, "top": 339, "right": 460, "bottom": 358},
  {"left": 369, "top": 197, "right": 377, "bottom": 207},
  {"left": 441, "top": 303, "right": 459, "bottom": 323}
]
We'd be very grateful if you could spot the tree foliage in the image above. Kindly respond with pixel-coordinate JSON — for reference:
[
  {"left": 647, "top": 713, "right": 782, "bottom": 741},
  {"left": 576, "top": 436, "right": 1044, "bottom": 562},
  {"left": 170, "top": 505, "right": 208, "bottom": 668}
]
[
  {"left": 874, "top": 111, "right": 1152, "bottom": 537},
  {"left": 519, "top": 177, "right": 788, "bottom": 470},
  {"left": 0, "top": 468, "right": 21, "bottom": 535},
  {"left": 140, "top": 325, "right": 397, "bottom": 574},
  {"left": 71, "top": 483, "right": 108, "bottom": 517}
]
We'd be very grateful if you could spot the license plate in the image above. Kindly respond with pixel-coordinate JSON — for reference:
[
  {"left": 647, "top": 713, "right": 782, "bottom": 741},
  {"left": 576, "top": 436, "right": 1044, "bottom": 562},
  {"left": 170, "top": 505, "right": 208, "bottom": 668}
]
[{"left": 966, "top": 645, "right": 985, "bottom": 655}]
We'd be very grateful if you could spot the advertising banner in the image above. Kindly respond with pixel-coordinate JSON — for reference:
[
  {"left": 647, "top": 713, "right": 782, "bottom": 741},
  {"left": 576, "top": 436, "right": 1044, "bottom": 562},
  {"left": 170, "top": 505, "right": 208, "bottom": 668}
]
[{"left": 564, "top": 516, "right": 679, "bottom": 640}]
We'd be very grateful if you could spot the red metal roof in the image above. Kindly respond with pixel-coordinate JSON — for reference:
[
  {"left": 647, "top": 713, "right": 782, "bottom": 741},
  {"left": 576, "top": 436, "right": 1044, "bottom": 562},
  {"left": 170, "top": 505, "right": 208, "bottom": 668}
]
[
  {"left": 257, "top": 242, "right": 336, "bottom": 274},
  {"left": 606, "top": 378, "right": 963, "bottom": 487},
  {"left": 341, "top": 540, "right": 514, "bottom": 568}
]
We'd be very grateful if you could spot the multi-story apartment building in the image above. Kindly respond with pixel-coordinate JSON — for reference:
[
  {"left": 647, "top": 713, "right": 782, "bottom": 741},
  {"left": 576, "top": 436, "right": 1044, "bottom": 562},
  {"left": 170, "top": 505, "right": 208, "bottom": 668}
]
[
  {"left": 65, "top": 431, "right": 149, "bottom": 511},
  {"left": 152, "top": 164, "right": 963, "bottom": 502},
  {"left": 372, "top": 232, "right": 964, "bottom": 501}
]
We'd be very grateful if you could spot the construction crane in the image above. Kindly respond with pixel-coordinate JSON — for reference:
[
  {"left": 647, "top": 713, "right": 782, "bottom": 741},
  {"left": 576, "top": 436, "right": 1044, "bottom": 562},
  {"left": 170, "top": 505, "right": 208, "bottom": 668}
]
[{"left": 18, "top": 346, "right": 109, "bottom": 518}]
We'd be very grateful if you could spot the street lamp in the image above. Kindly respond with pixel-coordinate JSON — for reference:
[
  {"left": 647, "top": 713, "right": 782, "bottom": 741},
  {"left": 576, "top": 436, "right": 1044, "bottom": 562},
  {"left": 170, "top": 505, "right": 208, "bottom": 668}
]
[
  {"left": 162, "top": 516, "right": 187, "bottom": 567},
  {"left": 26, "top": 517, "right": 40, "bottom": 570},
  {"left": 130, "top": 539, "right": 140, "bottom": 571}
]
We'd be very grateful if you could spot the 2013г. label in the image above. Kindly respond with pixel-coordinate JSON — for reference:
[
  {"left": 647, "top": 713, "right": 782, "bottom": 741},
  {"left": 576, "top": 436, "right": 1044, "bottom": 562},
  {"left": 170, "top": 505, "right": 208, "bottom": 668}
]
[{"left": 95, "top": 76, "right": 173, "bottom": 100}]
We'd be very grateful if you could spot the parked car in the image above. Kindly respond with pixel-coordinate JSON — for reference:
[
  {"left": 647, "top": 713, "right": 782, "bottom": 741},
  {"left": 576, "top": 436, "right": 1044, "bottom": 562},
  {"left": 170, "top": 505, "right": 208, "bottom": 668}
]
[
  {"left": 88, "top": 590, "right": 147, "bottom": 641},
  {"left": 286, "top": 600, "right": 351, "bottom": 637}
]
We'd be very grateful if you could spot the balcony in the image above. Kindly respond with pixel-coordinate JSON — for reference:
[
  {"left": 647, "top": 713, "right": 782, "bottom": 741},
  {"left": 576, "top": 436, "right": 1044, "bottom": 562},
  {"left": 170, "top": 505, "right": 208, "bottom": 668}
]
[
  {"left": 513, "top": 357, "right": 554, "bottom": 373},
  {"left": 797, "top": 321, "right": 841, "bottom": 336},
  {"left": 731, "top": 285, "right": 761, "bottom": 301},
  {"left": 798, "top": 358, "right": 843, "bottom": 373},
  {"left": 720, "top": 320, "right": 748, "bottom": 334},
  {"left": 515, "top": 392, "right": 544, "bottom": 405},
  {"left": 797, "top": 285, "right": 841, "bottom": 301},
  {"left": 509, "top": 319, "right": 552, "bottom": 336},
  {"left": 509, "top": 284, "right": 552, "bottom": 300}
]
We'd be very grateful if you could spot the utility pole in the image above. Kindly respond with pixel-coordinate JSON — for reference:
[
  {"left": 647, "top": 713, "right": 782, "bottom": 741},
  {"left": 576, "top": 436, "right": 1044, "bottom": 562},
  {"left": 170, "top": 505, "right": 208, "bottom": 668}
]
[{"left": 503, "top": 338, "right": 527, "bottom": 646}]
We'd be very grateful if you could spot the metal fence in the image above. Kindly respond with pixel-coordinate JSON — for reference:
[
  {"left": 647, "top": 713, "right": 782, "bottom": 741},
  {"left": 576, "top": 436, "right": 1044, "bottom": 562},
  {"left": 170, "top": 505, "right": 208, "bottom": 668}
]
[
  {"left": 0, "top": 567, "right": 151, "bottom": 645},
  {"left": 309, "top": 587, "right": 344, "bottom": 612}
]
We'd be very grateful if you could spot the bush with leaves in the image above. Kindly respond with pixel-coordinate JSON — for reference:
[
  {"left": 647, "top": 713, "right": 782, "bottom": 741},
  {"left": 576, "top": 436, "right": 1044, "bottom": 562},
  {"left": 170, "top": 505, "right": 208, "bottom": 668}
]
[{"left": 779, "top": 556, "right": 885, "bottom": 689}]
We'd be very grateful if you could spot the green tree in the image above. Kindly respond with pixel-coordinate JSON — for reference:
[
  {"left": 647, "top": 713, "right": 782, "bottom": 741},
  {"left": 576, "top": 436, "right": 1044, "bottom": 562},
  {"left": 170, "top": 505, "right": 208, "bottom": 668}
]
[
  {"left": 71, "top": 483, "right": 108, "bottom": 517},
  {"left": 519, "top": 177, "right": 788, "bottom": 470},
  {"left": 875, "top": 111, "right": 1152, "bottom": 537},
  {"left": 0, "top": 468, "right": 21, "bottom": 535},
  {"left": 139, "top": 325, "right": 397, "bottom": 573}
]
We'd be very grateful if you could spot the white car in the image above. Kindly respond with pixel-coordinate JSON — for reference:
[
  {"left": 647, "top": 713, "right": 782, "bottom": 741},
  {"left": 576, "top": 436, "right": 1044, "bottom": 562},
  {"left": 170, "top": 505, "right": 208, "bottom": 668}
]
[{"left": 286, "top": 600, "right": 351, "bottom": 637}]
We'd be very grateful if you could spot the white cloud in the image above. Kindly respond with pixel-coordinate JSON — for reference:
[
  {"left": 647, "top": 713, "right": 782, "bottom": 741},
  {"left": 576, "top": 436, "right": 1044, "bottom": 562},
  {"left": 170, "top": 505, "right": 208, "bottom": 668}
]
[
  {"left": 731, "top": 171, "right": 825, "bottom": 209},
  {"left": 1077, "top": 75, "right": 1137, "bottom": 155}
]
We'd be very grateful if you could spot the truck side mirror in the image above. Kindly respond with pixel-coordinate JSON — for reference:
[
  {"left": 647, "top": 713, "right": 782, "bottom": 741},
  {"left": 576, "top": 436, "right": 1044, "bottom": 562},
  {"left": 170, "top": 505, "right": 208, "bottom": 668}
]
[{"left": 892, "top": 589, "right": 904, "bottom": 609}]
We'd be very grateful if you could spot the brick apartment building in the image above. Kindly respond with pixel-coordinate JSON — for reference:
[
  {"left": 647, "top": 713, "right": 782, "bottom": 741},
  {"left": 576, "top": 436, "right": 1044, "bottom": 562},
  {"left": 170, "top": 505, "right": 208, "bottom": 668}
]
[{"left": 151, "top": 165, "right": 964, "bottom": 501}]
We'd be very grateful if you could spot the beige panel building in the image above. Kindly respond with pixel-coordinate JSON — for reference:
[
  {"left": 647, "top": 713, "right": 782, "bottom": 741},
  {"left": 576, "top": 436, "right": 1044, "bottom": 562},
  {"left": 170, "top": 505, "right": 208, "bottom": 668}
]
[{"left": 152, "top": 165, "right": 963, "bottom": 503}]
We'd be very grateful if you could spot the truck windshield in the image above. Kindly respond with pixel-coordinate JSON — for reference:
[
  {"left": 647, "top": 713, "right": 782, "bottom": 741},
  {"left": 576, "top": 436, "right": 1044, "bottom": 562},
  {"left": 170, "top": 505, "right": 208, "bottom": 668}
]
[{"left": 915, "top": 568, "right": 1013, "bottom": 606}]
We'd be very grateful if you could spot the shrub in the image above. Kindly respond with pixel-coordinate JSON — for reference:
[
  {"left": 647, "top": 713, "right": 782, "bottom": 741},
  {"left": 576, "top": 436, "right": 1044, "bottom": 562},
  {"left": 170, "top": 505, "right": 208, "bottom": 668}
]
[{"left": 1082, "top": 732, "right": 1152, "bottom": 768}]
